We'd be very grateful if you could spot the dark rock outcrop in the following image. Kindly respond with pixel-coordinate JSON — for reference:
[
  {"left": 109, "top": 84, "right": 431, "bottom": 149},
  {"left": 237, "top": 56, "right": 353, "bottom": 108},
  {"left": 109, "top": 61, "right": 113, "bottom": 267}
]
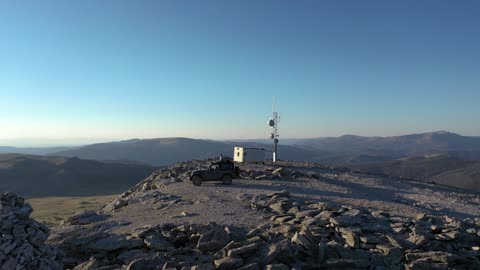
[{"left": 0, "top": 192, "right": 63, "bottom": 269}]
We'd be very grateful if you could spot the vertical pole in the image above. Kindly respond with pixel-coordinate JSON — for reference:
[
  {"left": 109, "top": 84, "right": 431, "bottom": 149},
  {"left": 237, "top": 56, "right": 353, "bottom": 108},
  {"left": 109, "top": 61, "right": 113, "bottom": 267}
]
[
  {"left": 273, "top": 96, "right": 275, "bottom": 114},
  {"left": 271, "top": 96, "right": 279, "bottom": 163},
  {"left": 273, "top": 96, "right": 276, "bottom": 163},
  {"left": 273, "top": 139, "right": 277, "bottom": 162}
]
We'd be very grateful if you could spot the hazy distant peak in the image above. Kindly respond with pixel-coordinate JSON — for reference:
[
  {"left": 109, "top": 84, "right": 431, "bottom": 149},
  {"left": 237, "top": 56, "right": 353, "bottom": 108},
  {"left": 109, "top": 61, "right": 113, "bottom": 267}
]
[
  {"left": 118, "top": 139, "right": 141, "bottom": 143},
  {"left": 432, "top": 130, "right": 453, "bottom": 135},
  {"left": 425, "top": 131, "right": 460, "bottom": 136},
  {"left": 339, "top": 134, "right": 364, "bottom": 139}
]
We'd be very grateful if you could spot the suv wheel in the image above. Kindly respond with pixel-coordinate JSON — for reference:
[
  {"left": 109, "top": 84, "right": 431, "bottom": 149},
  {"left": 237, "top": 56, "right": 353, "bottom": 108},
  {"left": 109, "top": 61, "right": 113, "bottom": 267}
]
[
  {"left": 192, "top": 175, "right": 203, "bottom": 186},
  {"left": 222, "top": 175, "right": 232, "bottom": 185}
]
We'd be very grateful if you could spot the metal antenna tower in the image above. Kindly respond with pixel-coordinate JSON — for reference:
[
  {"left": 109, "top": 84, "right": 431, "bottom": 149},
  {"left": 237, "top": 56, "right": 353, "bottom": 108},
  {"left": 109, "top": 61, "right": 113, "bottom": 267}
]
[{"left": 268, "top": 97, "right": 280, "bottom": 162}]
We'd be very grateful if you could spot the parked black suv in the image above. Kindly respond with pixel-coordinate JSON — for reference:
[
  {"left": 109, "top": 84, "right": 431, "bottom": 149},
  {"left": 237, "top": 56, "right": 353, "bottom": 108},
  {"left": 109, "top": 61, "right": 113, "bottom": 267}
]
[{"left": 190, "top": 158, "right": 239, "bottom": 186}]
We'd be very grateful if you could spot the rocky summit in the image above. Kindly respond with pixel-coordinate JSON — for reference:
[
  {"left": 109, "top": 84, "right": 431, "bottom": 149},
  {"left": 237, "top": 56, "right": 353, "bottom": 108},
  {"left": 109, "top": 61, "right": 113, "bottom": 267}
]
[
  {"left": 0, "top": 192, "right": 63, "bottom": 270},
  {"left": 5, "top": 160, "right": 480, "bottom": 269}
]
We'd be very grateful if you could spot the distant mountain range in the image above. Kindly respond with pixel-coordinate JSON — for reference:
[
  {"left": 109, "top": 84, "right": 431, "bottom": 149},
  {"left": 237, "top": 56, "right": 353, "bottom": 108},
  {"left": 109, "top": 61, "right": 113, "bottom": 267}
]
[
  {"left": 294, "top": 131, "right": 480, "bottom": 161},
  {"left": 3, "top": 131, "right": 480, "bottom": 164},
  {"left": 2, "top": 131, "right": 480, "bottom": 192},
  {"left": 0, "top": 154, "right": 154, "bottom": 197},
  {"left": 0, "top": 146, "right": 75, "bottom": 156},
  {"left": 51, "top": 137, "right": 322, "bottom": 166},
  {"left": 50, "top": 131, "right": 480, "bottom": 164}
]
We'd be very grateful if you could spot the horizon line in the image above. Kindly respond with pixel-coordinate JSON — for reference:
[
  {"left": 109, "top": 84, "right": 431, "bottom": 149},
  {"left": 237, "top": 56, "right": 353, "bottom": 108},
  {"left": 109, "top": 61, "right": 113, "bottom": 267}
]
[{"left": 1, "top": 130, "right": 479, "bottom": 148}]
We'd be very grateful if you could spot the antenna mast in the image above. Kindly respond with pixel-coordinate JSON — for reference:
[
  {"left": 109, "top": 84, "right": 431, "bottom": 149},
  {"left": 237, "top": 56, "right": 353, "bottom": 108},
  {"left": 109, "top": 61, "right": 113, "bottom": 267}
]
[{"left": 268, "top": 97, "right": 280, "bottom": 162}]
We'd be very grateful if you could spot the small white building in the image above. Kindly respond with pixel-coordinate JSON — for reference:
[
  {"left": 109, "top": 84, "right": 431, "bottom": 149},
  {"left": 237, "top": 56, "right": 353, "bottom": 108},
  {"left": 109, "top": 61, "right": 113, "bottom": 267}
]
[{"left": 233, "top": 147, "right": 267, "bottom": 162}]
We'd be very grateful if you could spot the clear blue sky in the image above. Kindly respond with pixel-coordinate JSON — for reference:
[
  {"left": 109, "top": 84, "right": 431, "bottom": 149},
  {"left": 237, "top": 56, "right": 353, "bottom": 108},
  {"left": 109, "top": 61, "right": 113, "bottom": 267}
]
[{"left": 1, "top": 1, "right": 479, "bottom": 146}]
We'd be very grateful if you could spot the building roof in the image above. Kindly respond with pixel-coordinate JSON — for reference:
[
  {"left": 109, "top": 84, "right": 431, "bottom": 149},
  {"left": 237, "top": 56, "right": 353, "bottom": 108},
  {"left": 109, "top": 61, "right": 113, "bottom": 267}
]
[{"left": 235, "top": 147, "right": 266, "bottom": 151}]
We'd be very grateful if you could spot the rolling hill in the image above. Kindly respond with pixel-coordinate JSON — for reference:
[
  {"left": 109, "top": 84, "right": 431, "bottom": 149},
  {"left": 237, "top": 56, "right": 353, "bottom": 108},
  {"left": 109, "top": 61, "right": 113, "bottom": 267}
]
[
  {"left": 0, "top": 146, "right": 75, "bottom": 155},
  {"left": 346, "top": 154, "right": 474, "bottom": 180},
  {"left": 345, "top": 154, "right": 480, "bottom": 191},
  {"left": 0, "top": 154, "right": 154, "bottom": 197},
  {"left": 294, "top": 131, "right": 480, "bottom": 161},
  {"left": 429, "top": 162, "right": 480, "bottom": 191},
  {"left": 52, "top": 137, "right": 322, "bottom": 166}
]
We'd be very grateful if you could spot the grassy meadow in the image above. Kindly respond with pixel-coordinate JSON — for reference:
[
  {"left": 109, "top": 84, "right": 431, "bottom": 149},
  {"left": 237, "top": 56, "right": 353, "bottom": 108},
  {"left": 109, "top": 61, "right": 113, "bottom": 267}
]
[{"left": 27, "top": 195, "right": 118, "bottom": 226}]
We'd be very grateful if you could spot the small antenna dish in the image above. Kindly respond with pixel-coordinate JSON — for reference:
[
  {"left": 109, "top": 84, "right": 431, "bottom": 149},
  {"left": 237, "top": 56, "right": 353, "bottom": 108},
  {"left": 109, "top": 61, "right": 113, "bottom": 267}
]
[{"left": 268, "top": 119, "right": 275, "bottom": 127}]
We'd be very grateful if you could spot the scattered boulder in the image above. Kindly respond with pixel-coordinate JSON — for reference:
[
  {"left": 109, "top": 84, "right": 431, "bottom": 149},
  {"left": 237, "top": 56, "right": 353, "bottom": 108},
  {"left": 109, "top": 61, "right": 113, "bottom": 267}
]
[
  {"left": 227, "top": 243, "right": 257, "bottom": 257},
  {"left": 103, "top": 198, "right": 127, "bottom": 212},
  {"left": 196, "top": 225, "right": 229, "bottom": 252},
  {"left": 86, "top": 234, "right": 144, "bottom": 252},
  {"left": 266, "top": 264, "right": 289, "bottom": 270},
  {"left": 63, "top": 210, "right": 108, "bottom": 225},
  {"left": 72, "top": 258, "right": 99, "bottom": 270},
  {"left": 269, "top": 201, "right": 286, "bottom": 214},
  {"left": 125, "top": 255, "right": 164, "bottom": 270},
  {"left": 214, "top": 257, "right": 244, "bottom": 270},
  {"left": 144, "top": 234, "right": 173, "bottom": 251},
  {"left": 251, "top": 239, "right": 295, "bottom": 265}
]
